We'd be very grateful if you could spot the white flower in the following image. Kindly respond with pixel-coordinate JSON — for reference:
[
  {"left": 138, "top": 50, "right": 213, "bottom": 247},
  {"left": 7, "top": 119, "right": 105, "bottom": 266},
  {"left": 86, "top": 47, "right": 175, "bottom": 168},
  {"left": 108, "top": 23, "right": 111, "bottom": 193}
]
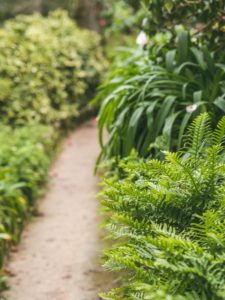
[
  {"left": 186, "top": 104, "right": 198, "bottom": 113},
  {"left": 136, "top": 31, "right": 148, "bottom": 48}
]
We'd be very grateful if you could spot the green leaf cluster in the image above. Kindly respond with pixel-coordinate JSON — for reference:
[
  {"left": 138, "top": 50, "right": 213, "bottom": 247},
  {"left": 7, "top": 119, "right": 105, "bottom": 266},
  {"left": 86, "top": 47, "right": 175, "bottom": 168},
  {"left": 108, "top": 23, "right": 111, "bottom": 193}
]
[
  {"left": 97, "top": 2, "right": 225, "bottom": 298},
  {"left": 0, "top": 124, "right": 58, "bottom": 290},
  {"left": 100, "top": 0, "right": 144, "bottom": 38},
  {"left": 96, "top": 32, "right": 225, "bottom": 162},
  {"left": 145, "top": 0, "right": 225, "bottom": 48},
  {"left": 100, "top": 114, "right": 225, "bottom": 299},
  {"left": 0, "top": 9, "right": 106, "bottom": 127}
]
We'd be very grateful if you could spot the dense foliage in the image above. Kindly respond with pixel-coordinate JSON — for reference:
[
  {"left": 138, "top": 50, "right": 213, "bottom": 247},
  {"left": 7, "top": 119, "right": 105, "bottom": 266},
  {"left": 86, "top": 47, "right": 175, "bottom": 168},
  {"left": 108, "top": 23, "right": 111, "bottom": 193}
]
[
  {"left": 96, "top": 31, "right": 225, "bottom": 161},
  {"left": 96, "top": 1, "right": 225, "bottom": 299},
  {"left": 100, "top": 114, "right": 225, "bottom": 299},
  {"left": 0, "top": 125, "right": 57, "bottom": 289},
  {"left": 95, "top": 0, "right": 225, "bottom": 162},
  {"left": 100, "top": 0, "right": 144, "bottom": 38},
  {"left": 0, "top": 10, "right": 106, "bottom": 127},
  {"left": 145, "top": 0, "right": 225, "bottom": 49}
]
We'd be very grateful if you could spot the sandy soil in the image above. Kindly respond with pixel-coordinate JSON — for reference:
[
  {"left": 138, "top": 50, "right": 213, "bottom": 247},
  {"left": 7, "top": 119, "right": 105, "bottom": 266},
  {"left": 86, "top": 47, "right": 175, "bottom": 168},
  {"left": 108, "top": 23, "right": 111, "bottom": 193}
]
[{"left": 3, "top": 120, "right": 109, "bottom": 300}]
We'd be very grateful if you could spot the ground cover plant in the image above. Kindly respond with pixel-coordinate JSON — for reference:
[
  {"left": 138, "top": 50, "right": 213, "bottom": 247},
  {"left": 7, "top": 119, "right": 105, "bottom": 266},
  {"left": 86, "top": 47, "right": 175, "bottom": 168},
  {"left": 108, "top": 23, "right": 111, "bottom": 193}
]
[
  {"left": 0, "top": 9, "right": 106, "bottom": 127},
  {"left": 100, "top": 113, "right": 225, "bottom": 299}
]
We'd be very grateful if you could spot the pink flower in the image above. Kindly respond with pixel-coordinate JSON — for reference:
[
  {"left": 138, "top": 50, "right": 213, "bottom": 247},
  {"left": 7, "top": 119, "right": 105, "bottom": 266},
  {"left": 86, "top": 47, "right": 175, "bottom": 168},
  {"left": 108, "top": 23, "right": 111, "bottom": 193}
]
[
  {"left": 136, "top": 31, "right": 148, "bottom": 48},
  {"left": 186, "top": 104, "right": 198, "bottom": 113}
]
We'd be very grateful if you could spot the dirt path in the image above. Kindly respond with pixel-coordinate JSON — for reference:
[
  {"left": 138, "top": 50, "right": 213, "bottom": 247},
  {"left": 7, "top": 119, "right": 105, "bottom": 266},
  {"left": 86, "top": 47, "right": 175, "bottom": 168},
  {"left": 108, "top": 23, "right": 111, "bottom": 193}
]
[{"left": 3, "top": 120, "right": 106, "bottom": 300}]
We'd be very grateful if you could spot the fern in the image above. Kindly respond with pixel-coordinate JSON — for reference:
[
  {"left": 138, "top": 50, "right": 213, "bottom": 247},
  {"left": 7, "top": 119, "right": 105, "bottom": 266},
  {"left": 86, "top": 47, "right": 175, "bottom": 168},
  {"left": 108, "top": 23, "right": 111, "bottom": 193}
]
[
  {"left": 100, "top": 113, "right": 225, "bottom": 299},
  {"left": 213, "top": 116, "right": 225, "bottom": 146}
]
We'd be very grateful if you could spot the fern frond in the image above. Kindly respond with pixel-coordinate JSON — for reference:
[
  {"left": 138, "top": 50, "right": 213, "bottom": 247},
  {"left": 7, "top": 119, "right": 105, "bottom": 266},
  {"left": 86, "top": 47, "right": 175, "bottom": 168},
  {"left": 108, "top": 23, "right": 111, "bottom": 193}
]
[
  {"left": 184, "top": 113, "right": 212, "bottom": 162},
  {"left": 212, "top": 115, "right": 225, "bottom": 146},
  {"left": 165, "top": 151, "right": 200, "bottom": 193},
  {"left": 100, "top": 114, "right": 225, "bottom": 299}
]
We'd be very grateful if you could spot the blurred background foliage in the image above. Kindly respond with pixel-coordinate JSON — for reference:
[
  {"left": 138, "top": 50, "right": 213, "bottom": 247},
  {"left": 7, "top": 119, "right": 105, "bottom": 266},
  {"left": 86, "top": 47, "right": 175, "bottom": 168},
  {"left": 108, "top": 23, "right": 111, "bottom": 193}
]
[
  {"left": 95, "top": 0, "right": 225, "bottom": 163},
  {"left": 0, "top": 0, "right": 143, "bottom": 35},
  {"left": 0, "top": 10, "right": 106, "bottom": 127},
  {"left": 0, "top": 0, "right": 77, "bottom": 20},
  {"left": 0, "top": 0, "right": 100, "bottom": 31}
]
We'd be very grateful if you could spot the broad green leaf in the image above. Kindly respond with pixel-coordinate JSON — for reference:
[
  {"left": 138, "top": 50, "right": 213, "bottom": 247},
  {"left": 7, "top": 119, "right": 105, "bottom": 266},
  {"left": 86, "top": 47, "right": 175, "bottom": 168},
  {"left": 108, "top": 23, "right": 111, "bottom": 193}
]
[
  {"left": 163, "top": 111, "right": 181, "bottom": 136},
  {"left": 191, "top": 47, "right": 207, "bottom": 70},
  {"left": 124, "top": 107, "right": 145, "bottom": 156},
  {"left": 177, "top": 31, "right": 189, "bottom": 64},
  {"left": 178, "top": 112, "right": 193, "bottom": 148},
  {"left": 166, "top": 50, "right": 176, "bottom": 72},
  {"left": 193, "top": 91, "right": 202, "bottom": 103},
  {"left": 214, "top": 96, "right": 225, "bottom": 112},
  {"left": 146, "top": 100, "right": 158, "bottom": 129},
  {"left": 155, "top": 96, "right": 176, "bottom": 136}
]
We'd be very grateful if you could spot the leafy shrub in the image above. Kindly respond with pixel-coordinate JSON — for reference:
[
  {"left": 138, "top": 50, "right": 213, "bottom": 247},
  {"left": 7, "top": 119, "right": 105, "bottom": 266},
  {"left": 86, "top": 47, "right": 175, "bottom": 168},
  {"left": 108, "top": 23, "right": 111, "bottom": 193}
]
[
  {"left": 0, "top": 10, "right": 106, "bottom": 127},
  {"left": 100, "top": 113, "right": 225, "bottom": 299},
  {"left": 96, "top": 31, "right": 225, "bottom": 161},
  {"left": 0, "top": 124, "right": 57, "bottom": 289}
]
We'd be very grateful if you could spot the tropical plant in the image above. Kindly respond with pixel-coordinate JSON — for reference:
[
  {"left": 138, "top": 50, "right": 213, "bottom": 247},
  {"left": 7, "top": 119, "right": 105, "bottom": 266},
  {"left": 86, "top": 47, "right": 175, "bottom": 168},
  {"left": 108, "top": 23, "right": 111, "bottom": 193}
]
[
  {"left": 100, "top": 113, "right": 225, "bottom": 299},
  {"left": 0, "top": 10, "right": 106, "bottom": 127},
  {"left": 95, "top": 31, "right": 225, "bottom": 162}
]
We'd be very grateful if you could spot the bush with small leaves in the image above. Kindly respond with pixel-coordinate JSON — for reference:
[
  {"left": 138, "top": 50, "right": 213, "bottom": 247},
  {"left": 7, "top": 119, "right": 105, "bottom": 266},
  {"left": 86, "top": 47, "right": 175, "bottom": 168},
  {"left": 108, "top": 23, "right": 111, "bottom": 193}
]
[
  {"left": 0, "top": 124, "right": 58, "bottom": 290},
  {"left": 0, "top": 10, "right": 107, "bottom": 127}
]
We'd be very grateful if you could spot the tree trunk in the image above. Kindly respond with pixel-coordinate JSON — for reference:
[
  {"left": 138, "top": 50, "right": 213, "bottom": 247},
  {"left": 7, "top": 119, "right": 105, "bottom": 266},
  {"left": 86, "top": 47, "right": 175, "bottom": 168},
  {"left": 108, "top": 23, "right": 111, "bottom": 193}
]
[{"left": 75, "top": 0, "right": 100, "bottom": 32}]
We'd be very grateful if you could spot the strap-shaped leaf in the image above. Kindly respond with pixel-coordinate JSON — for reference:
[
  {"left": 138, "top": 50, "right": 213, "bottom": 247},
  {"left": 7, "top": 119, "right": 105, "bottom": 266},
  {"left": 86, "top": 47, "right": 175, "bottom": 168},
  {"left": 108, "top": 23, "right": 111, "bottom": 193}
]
[
  {"left": 177, "top": 30, "right": 189, "bottom": 64},
  {"left": 191, "top": 47, "right": 207, "bottom": 70},
  {"left": 214, "top": 96, "right": 225, "bottom": 112},
  {"left": 124, "top": 106, "right": 145, "bottom": 156},
  {"left": 155, "top": 96, "right": 176, "bottom": 136},
  {"left": 166, "top": 49, "right": 176, "bottom": 72}
]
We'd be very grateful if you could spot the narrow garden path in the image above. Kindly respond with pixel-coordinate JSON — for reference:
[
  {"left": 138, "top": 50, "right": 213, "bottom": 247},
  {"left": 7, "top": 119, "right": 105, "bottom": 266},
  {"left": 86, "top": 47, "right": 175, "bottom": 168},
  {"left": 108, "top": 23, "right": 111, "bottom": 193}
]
[{"left": 3, "top": 119, "right": 106, "bottom": 300}]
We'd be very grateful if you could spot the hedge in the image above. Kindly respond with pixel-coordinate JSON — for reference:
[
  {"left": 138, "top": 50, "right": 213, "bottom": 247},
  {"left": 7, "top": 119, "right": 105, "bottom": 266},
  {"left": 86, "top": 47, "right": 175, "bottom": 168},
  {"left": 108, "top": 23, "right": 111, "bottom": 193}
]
[
  {"left": 0, "top": 125, "right": 58, "bottom": 290},
  {"left": 0, "top": 10, "right": 107, "bottom": 127}
]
